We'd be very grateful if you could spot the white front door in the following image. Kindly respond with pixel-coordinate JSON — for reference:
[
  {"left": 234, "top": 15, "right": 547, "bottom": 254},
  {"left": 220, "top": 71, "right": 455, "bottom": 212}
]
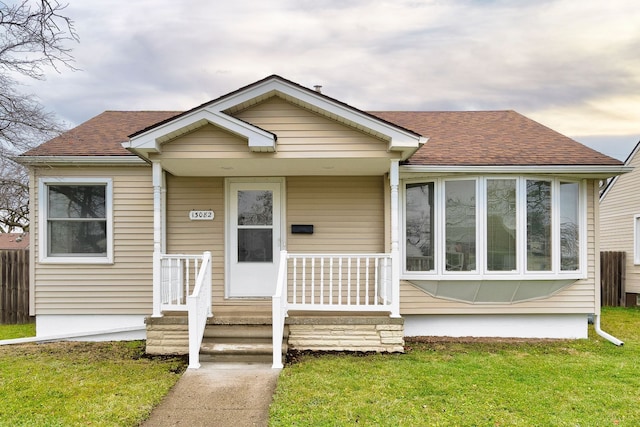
[{"left": 227, "top": 179, "right": 284, "bottom": 297}]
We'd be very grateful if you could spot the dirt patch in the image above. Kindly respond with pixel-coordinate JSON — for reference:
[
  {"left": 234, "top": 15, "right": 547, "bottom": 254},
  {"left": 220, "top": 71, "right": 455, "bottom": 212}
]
[{"left": 405, "top": 336, "right": 566, "bottom": 344}]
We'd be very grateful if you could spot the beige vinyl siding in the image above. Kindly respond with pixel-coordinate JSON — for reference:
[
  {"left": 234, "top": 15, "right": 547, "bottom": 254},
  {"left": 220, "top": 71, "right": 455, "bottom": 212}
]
[
  {"left": 600, "top": 153, "right": 640, "bottom": 294},
  {"left": 287, "top": 176, "right": 385, "bottom": 253},
  {"left": 400, "top": 179, "right": 599, "bottom": 315},
  {"left": 32, "top": 165, "right": 154, "bottom": 315},
  {"left": 164, "top": 176, "right": 234, "bottom": 307},
  {"left": 159, "top": 97, "right": 391, "bottom": 161},
  {"left": 159, "top": 124, "right": 249, "bottom": 158},
  {"left": 234, "top": 97, "right": 390, "bottom": 158}
]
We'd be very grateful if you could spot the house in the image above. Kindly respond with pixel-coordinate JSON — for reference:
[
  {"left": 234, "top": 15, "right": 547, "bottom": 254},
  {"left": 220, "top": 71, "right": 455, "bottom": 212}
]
[
  {"left": 0, "top": 233, "right": 29, "bottom": 250},
  {"left": 599, "top": 140, "right": 640, "bottom": 306},
  {"left": 16, "top": 75, "right": 628, "bottom": 368}
]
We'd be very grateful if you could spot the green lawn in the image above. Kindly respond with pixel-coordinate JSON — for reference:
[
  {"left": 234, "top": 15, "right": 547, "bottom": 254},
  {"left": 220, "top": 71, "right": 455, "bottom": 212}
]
[
  {"left": 1, "top": 309, "right": 638, "bottom": 426},
  {"left": 270, "top": 307, "right": 640, "bottom": 426},
  {"left": 0, "top": 322, "right": 35, "bottom": 340},
  {"left": 0, "top": 339, "right": 186, "bottom": 426}
]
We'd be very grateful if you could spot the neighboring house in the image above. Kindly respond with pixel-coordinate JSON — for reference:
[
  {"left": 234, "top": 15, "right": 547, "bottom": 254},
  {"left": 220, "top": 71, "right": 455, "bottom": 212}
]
[
  {"left": 600, "top": 140, "right": 640, "bottom": 306},
  {"left": 16, "top": 75, "right": 628, "bottom": 367},
  {"left": 0, "top": 233, "right": 29, "bottom": 250}
]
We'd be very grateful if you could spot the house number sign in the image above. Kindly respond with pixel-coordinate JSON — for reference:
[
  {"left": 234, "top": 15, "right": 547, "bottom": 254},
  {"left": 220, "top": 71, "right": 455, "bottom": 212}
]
[{"left": 189, "top": 210, "right": 214, "bottom": 220}]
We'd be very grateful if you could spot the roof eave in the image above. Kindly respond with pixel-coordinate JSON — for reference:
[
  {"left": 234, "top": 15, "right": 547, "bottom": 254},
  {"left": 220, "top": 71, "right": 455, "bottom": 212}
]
[
  {"left": 390, "top": 136, "right": 428, "bottom": 161},
  {"left": 13, "top": 155, "right": 148, "bottom": 166}
]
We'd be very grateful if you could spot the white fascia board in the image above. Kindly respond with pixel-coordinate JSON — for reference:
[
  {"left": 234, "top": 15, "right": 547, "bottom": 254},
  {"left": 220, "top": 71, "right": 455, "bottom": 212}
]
[
  {"left": 13, "top": 155, "right": 147, "bottom": 166},
  {"left": 400, "top": 164, "right": 633, "bottom": 178},
  {"left": 205, "top": 110, "right": 276, "bottom": 152},
  {"left": 128, "top": 109, "right": 276, "bottom": 153},
  {"left": 212, "top": 78, "right": 424, "bottom": 149}
]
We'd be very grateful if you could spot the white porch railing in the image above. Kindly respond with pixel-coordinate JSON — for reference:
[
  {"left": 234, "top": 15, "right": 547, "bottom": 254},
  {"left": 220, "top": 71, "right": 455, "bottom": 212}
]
[
  {"left": 159, "top": 254, "right": 209, "bottom": 311},
  {"left": 272, "top": 251, "right": 397, "bottom": 368},
  {"left": 158, "top": 252, "right": 212, "bottom": 369}
]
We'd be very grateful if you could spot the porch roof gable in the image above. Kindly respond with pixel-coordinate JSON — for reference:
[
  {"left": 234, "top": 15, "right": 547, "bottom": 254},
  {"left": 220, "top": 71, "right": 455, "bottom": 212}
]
[
  {"left": 123, "top": 109, "right": 278, "bottom": 155},
  {"left": 125, "top": 75, "right": 426, "bottom": 160}
]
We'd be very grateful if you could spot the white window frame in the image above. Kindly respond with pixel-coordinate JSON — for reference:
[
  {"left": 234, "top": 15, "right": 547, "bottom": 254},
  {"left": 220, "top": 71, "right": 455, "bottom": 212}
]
[
  {"left": 401, "top": 176, "right": 587, "bottom": 280},
  {"left": 38, "top": 177, "right": 114, "bottom": 264}
]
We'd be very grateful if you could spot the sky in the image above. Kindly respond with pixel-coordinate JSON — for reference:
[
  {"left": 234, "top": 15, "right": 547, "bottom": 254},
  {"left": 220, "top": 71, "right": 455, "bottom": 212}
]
[{"left": 20, "top": 0, "right": 640, "bottom": 161}]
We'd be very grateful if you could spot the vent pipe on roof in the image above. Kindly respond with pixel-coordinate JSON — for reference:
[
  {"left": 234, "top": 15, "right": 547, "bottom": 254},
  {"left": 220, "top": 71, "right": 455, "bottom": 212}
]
[{"left": 314, "top": 85, "right": 322, "bottom": 93}]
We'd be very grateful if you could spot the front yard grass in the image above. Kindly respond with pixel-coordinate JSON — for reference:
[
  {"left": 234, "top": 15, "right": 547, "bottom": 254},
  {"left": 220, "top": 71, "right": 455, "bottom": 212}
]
[
  {"left": 270, "top": 307, "right": 640, "bottom": 426},
  {"left": 0, "top": 340, "right": 186, "bottom": 426},
  {"left": 0, "top": 322, "right": 35, "bottom": 340}
]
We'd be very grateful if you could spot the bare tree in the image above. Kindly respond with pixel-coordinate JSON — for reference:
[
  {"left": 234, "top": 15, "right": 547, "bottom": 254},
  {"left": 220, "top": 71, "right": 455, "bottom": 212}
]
[
  {"left": 0, "top": 1, "right": 78, "bottom": 232},
  {"left": 0, "top": 159, "right": 28, "bottom": 232}
]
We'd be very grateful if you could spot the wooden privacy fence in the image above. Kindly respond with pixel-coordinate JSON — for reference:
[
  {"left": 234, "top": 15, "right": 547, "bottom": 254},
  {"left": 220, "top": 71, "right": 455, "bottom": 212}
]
[
  {"left": 0, "top": 249, "right": 30, "bottom": 324},
  {"left": 600, "top": 251, "right": 625, "bottom": 307}
]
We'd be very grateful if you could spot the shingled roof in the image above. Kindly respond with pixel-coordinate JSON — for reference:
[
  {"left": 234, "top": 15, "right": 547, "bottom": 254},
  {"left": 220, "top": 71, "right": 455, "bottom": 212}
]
[
  {"left": 0, "top": 233, "right": 29, "bottom": 250},
  {"left": 371, "top": 111, "right": 622, "bottom": 166},
  {"left": 21, "top": 111, "right": 181, "bottom": 157},
  {"left": 20, "top": 109, "right": 621, "bottom": 167}
]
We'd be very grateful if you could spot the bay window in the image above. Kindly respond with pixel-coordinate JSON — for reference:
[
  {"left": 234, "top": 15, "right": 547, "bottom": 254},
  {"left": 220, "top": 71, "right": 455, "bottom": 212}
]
[{"left": 403, "top": 176, "right": 584, "bottom": 277}]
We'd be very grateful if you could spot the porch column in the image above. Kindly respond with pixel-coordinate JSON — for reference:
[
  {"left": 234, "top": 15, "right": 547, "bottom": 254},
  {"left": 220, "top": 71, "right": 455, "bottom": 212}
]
[
  {"left": 389, "top": 160, "right": 401, "bottom": 317},
  {"left": 152, "top": 160, "right": 164, "bottom": 318}
]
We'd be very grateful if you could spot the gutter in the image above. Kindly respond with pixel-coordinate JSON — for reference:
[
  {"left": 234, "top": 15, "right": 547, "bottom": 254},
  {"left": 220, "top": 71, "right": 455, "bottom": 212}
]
[
  {"left": 400, "top": 164, "right": 633, "bottom": 179},
  {"left": 593, "top": 314, "right": 624, "bottom": 346},
  {"left": 0, "top": 326, "right": 145, "bottom": 346},
  {"left": 12, "top": 155, "right": 148, "bottom": 166}
]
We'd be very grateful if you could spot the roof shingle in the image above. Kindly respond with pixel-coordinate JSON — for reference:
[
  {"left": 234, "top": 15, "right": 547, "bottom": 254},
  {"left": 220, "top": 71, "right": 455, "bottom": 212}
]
[
  {"left": 21, "top": 111, "right": 181, "bottom": 157},
  {"left": 371, "top": 110, "right": 621, "bottom": 166},
  {"left": 20, "top": 109, "right": 621, "bottom": 167},
  {"left": 0, "top": 233, "right": 29, "bottom": 250}
]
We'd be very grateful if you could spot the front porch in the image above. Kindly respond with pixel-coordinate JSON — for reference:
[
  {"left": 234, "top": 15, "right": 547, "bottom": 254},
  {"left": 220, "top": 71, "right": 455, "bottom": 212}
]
[{"left": 146, "top": 251, "right": 405, "bottom": 369}]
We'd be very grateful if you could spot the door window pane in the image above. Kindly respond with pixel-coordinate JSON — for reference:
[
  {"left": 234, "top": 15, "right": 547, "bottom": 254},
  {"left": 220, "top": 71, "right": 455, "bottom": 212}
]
[
  {"left": 487, "top": 179, "right": 517, "bottom": 271},
  {"left": 238, "top": 229, "right": 273, "bottom": 262},
  {"left": 406, "top": 183, "right": 434, "bottom": 271},
  {"left": 445, "top": 180, "right": 476, "bottom": 271},
  {"left": 238, "top": 191, "right": 272, "bottom": 225},
  {"left": 526, "top": 180, "right": 552, "bottom": 271},
  {"left": 560, "top": 182, "right": 579, "bottom": 271}
]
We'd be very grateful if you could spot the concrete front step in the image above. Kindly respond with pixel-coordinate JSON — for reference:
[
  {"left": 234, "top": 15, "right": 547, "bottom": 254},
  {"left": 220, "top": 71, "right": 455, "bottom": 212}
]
[
  {"left": 200, "top": 324, "right": 287, "bottom": 364},
  {"left": 203, "top": 324, "right": 280, "bottom": 339}
]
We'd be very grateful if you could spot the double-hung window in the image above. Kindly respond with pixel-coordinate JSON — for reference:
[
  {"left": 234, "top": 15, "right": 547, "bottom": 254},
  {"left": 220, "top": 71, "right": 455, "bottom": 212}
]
[
  {"left": 404, "top": 176, "right": 584, "bottom": 278},
  {"left": 39, "top": 178, "right": 113, "bottom": 263}
]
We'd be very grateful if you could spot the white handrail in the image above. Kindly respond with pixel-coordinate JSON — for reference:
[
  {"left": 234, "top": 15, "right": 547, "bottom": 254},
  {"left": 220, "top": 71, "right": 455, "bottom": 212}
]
[{"left": 186, "top": 251, "right": 212, "bottom": 370}]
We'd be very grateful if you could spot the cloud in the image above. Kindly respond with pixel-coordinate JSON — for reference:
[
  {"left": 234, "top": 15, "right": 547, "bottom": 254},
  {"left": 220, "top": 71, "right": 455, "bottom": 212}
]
[{"left": 21, "top": 0, "right": 640, "bottom": 159}]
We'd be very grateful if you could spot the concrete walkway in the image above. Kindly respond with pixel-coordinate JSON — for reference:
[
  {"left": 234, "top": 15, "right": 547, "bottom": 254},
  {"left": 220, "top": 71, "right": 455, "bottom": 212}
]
[{"left": 140, "top": 363, "right": 281, "bottom": 427}]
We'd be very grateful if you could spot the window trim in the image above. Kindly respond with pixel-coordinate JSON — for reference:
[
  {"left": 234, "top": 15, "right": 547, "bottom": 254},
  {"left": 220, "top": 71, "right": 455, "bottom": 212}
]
[
  {"left": 401, "top": 176, "right": 587, "bottom": 280},
  {"left": 38, "top": 177, "right": 114, "bottom": 264}
]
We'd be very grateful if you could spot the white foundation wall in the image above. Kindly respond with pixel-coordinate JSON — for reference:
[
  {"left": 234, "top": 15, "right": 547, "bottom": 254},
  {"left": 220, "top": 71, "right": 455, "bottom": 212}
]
[
  {"left": 404, "top": 314, "right": 588, "bottom": 339},
  {"left": 36, "top": 315, "right": 146, "bottom": 341}
]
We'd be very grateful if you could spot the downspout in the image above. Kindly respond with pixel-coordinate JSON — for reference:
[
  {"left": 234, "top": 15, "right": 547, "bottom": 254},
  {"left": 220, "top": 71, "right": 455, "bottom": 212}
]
[
  {"left": 592, "top": 181, "right": 623, "bottom": 346},
  {"left": 593, "top": 314, "right": 624, "bottom": 346}
]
